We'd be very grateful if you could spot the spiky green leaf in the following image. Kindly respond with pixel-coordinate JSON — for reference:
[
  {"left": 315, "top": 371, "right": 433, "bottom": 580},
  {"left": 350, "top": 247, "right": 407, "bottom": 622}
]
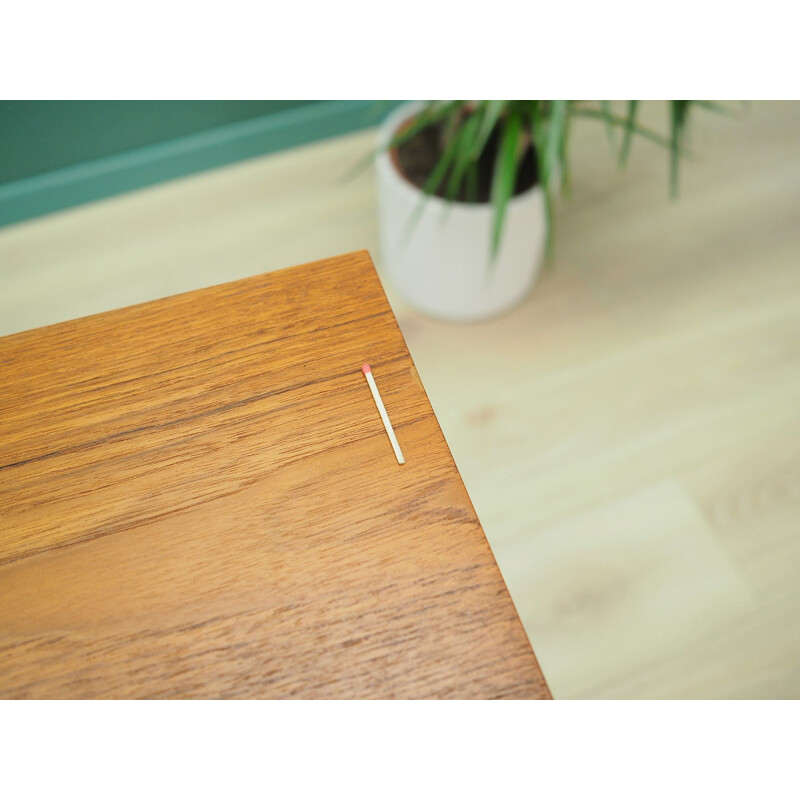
[
  {"left": 489, "top": 113, "right": 523, "bottom": 261},
  {"left": 619, "top": 100, "right": 639, "bottom": 166}
]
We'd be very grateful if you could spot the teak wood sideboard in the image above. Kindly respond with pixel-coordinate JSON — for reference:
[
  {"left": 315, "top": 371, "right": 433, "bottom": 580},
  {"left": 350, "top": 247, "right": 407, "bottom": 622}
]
[{"left": 0, "top": 250, "right": 550, "bottom": 699}]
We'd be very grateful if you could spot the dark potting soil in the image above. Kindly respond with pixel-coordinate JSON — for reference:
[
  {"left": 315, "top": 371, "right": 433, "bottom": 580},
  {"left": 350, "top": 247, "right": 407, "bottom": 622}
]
[{"left": 393, "top": 113, "right": 539, "bottom": 204}]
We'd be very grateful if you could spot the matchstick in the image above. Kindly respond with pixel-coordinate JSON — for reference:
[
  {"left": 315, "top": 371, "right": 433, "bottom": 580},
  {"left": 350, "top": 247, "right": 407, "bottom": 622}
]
[{"left": 361, "top": 363, "right": 405, "bottom": 465}]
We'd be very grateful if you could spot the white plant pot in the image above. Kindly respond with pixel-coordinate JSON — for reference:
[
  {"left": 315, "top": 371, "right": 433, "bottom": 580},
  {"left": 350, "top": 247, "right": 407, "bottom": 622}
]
[{"left": 375, "top": 102, "right": 546, "bottom": 322}]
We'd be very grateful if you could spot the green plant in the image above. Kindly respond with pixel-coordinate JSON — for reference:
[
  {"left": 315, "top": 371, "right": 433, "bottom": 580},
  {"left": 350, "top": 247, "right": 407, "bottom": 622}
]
[{"left": 386, "top": 100, "right": 730, "bottom": 258}]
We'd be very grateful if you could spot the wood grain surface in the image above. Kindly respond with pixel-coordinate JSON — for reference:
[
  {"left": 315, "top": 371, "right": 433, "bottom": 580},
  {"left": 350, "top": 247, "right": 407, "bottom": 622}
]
[
  {"left": 0, "top": 250, "right": 549, "bottom": 699},
  {"left": 2, "top": 102, "right": 798, "bottom": 698}
]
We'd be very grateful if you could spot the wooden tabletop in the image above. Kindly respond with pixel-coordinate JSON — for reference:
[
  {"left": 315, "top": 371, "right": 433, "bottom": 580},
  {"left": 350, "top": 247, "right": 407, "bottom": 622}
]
[{"left": 0, "top": 250, "right": 549, "bottom": 699}]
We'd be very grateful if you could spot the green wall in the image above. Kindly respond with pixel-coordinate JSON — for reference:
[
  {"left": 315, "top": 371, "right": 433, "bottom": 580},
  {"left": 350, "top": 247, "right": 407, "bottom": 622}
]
[
  {"left": 0, "top": 100, "right": 400, "bottom": 228},
  {"left": 0, "top": 101, "right": 314, "bottom": 184}
]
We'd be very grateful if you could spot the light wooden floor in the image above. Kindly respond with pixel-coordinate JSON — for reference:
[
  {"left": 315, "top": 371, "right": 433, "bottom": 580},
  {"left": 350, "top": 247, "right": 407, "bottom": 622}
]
[{"left": 2, "top": 101, "right": 799, "bottom": 698}]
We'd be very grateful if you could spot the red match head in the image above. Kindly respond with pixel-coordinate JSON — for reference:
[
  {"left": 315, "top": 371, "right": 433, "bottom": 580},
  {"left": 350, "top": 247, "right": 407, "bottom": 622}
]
[{"left": 361, "top": 363, "right": 371, "bottom": 374}]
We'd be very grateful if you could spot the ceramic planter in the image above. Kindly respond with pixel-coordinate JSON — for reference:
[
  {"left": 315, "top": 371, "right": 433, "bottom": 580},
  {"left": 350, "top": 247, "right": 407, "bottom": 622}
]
[{"left": 375, "top": 102, "right": 546, "bottom": 322}]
